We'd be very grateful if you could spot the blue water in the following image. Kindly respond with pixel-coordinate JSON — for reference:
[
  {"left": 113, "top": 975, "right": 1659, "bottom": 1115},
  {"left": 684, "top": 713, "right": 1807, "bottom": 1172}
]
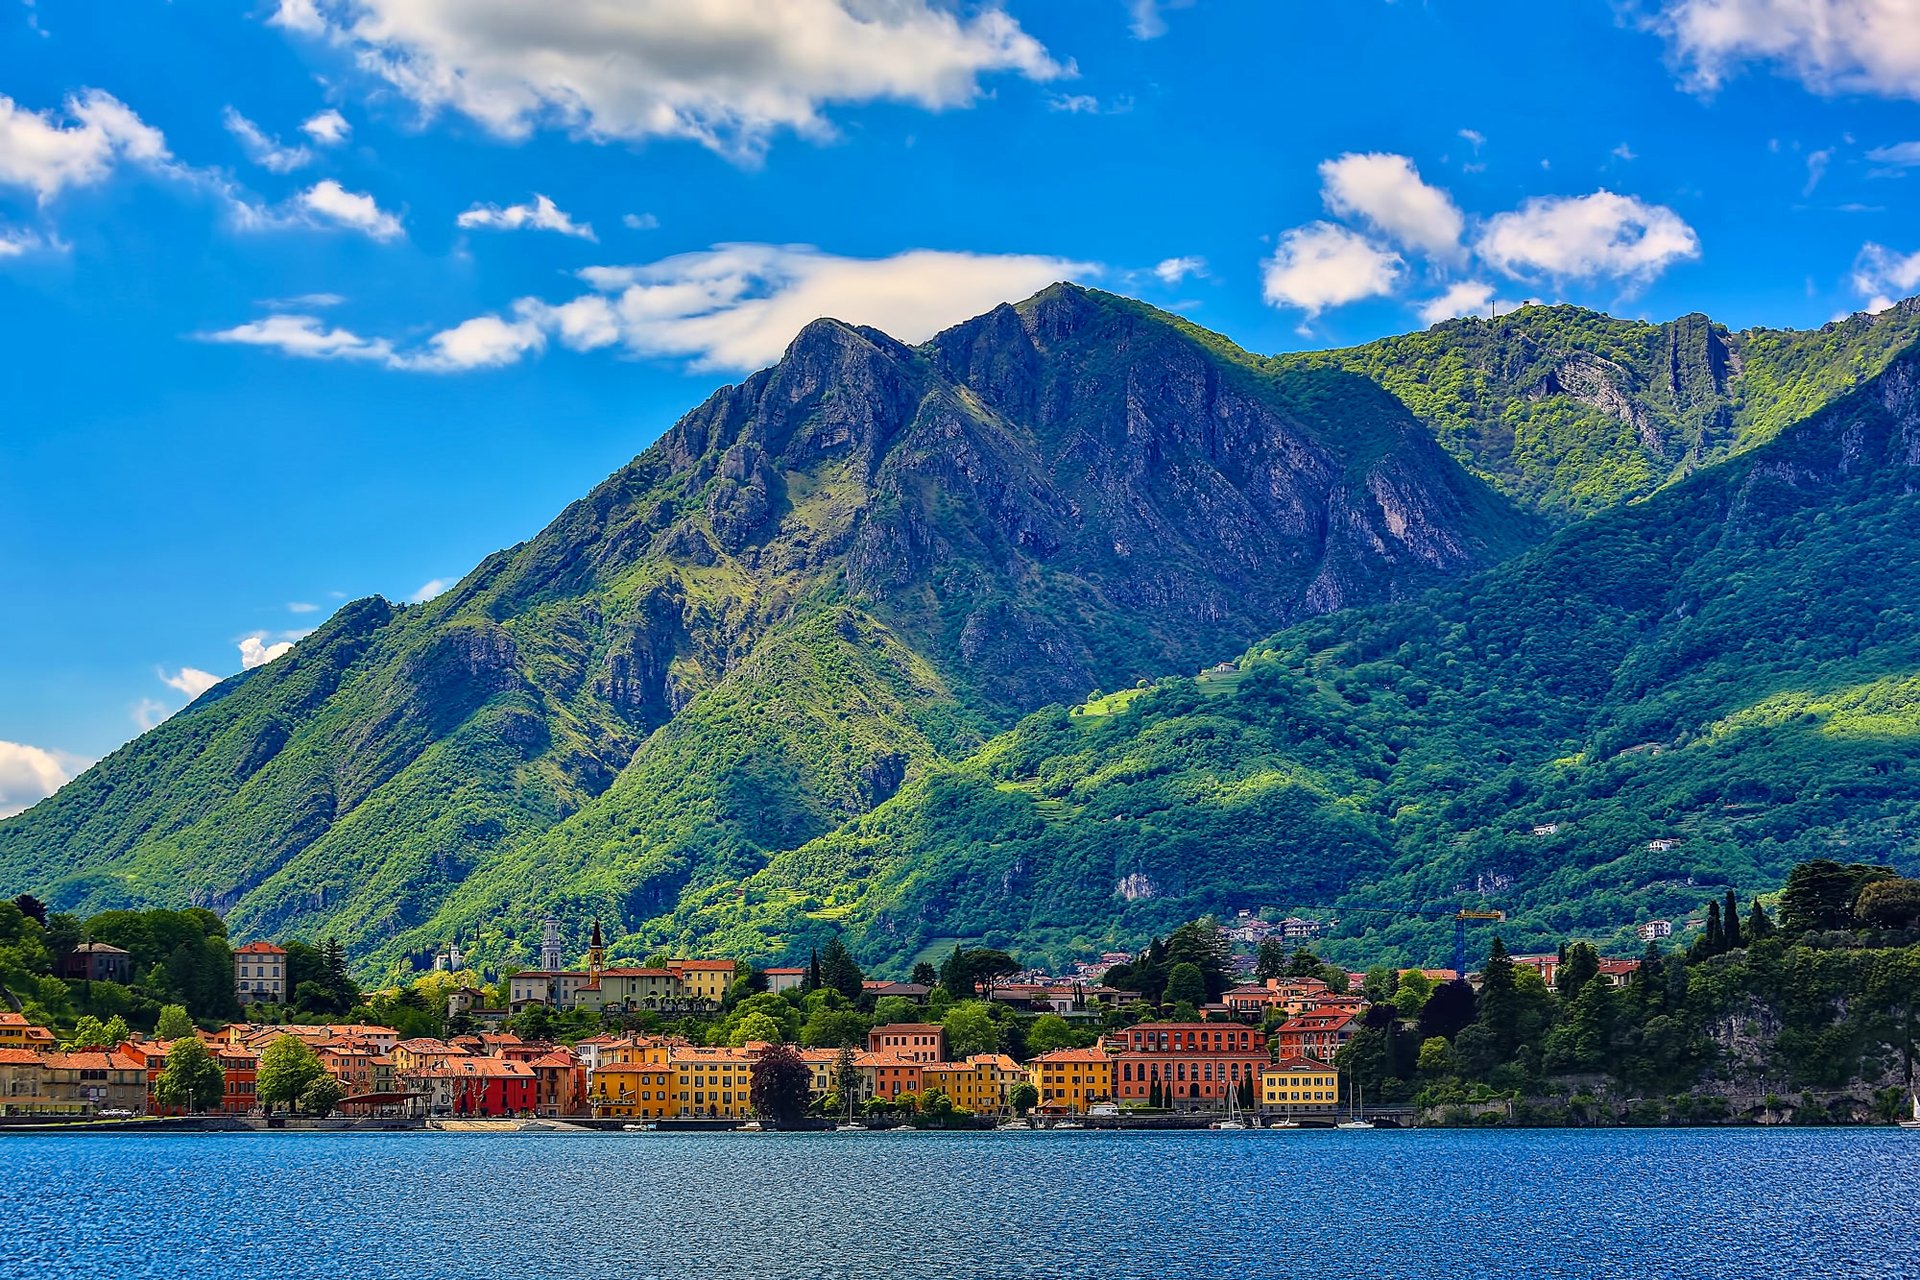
[{"left": 2, "top": 1128, "right": 1915, "bottom": 1279}]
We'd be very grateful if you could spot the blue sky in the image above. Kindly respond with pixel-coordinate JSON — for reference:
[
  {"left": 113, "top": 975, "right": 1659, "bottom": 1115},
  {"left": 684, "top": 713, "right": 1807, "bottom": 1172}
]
[{"left": 4, "top": 0, "right": 1920, "bottom": 810}]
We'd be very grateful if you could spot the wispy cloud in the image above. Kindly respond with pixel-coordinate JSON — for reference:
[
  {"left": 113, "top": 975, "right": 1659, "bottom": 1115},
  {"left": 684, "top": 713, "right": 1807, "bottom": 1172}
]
[{"left": 222, "top": 106, "right": 311, "bottom": 173}]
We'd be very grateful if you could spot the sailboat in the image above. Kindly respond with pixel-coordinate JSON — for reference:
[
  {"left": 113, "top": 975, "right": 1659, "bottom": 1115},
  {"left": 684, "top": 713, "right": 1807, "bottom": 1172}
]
[
  {"left": 1268, "top": 1100, "right": 1299, "bottom": 1130},
  {"left": 1210, "top": 1086, "right": 1248, "bottom": 1130},
  {"left": 1900, "top": 1093, "right": 1920, "bottom": 1130},
  {"left": 1335, "top": 1073, "right": 1374, "bottom": 1130},
  {"left": 834, "top": 1086, "right": 865, "bottom": 1131}
]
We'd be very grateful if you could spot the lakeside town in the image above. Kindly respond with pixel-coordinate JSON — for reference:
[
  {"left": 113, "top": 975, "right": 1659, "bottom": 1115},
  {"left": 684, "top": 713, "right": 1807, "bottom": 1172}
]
[{"left": 0, "top": 906, "right": 1595, "bottom": 1127}]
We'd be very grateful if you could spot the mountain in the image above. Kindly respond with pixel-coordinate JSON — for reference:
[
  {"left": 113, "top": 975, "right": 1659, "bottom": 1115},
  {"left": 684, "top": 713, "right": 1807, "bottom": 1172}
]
[
  {"left": 0, "top": 285, "right": 1532, "bottom": 970},
  {"left": 1277, "top": 298, "right": 1920, "bottom": 520},
  {"left": 709, "top": 330, "right": 1920, "bottom": 969}
]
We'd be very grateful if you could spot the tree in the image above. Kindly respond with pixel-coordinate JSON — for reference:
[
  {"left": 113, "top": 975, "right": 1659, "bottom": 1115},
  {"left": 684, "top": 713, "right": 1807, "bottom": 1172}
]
[
  {"left": 1255, "top": 937, "right": 1290, "bottom": 981},
  {"left": 1026, "top": 1014, "right": 1082, "bottom": 1055},
  {"left": 910, "top": 961, "right": 938, "bottom": 987},
  {"left": 1009, "top": 1081, "right": 1038, "bottom": 1115},
  {"left": 509, "top": 1003, "right": 558, "bottom": 1042},
  {"left": 1164, "top": 962, "right": 1208, "bottom": 1009},
  {"left": 818, "top": 937, "right": 864, "bottom": 1001},
  {"left": 749, "top": 1044, "right": 812, "bottom": 1124},
  {"left": 1556, "top": 943, "right": 1600, "bottom": 1001},
  {"left": 730, "top": 1010, "right": 785, "bottom": 1047},
  {"left": 154, "top": 1036, "right": 225, "bottom": 1113},
  {"left": 257, "top": 1034, "right": 326, "bottom": 1113},
  {"left": 12, "top": 894, "right": 47, "bottom": 926},
  {"left": 833, "top": 1045, "right": 859, "bottom": 1110},
  {"left": 943, "top": 1001, "right": 998, "bottom": 1059},
  {"left": 1475, "top": 937, "right": 1522, "bottom": 1058},
  {"left": 807, "top": 948, "right": 822, "bottom": 992},
  {"left": 1392, "top": 969, "right": 1435, "bottom": 1018},
  {"left": 872, "top": 995, "right": 919, "bottom": 1027},
  {"left": 1416, "top": 1035, "right": 1456, "bottom": 1076},
  {"left": 1746, "top": 899, "right": 1775, "bottom": 941},
  {"left": 65, "top": 1014, "right": 130, "bottom": 1050},
  {"left": 940, "top": 947, "right": 1020, "bottom": 1001},
  {"left": 1164, "top": 920, "right": 1232, "bottom": 1000},
  {"left": 154, "top": 1004, "right": 196, "bottom": 1040},
  {"left": 1723, "top": 891, "right": 1743, "bottom": 949},
  {"left": 300, "top": 1076, "right": 345, "bottom": 1118},
  {"left": 800, "top": 1005, "right": 868, "bottom": 1049},
  {"left": 1416, "top": 980, "right": 1478, "bottom": 1041},
  {"left": 1857, "top": 879, "right": 1920, "bottom": 930},
  {"left": 1780, "top": 860, "right": 1896, "bottom": 935}
]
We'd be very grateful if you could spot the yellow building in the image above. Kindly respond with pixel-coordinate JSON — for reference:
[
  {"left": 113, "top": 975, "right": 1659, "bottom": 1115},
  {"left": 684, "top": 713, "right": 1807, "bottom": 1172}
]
[
  {"left": 670, "top": 1045, "right": 755, "bottom": 1118},
  {"left": 1260, "top": 1057, "right": 1341, "bottom": 1111},
  {"left": 667, "top": 959, "right": 737, "bottom": 1004},
  {"left": 0, "top": 1012, "right": 54, "bottom": 1049},
  {"left": 1028, "top": 1048, "right": 1113, "bottom": 1113},
  {"left": 920, "top": 1053, "right": 1025, "bottom": 1116},
  {"left": 588, "top": 1038, "right": 676, "bottom": 1119}
]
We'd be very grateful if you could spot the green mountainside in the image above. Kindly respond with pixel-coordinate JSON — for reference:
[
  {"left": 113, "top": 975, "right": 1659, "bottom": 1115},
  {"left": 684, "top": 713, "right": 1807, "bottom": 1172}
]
[
  {"left": 1277, "top": 298, "right": 1920, "bottom": 519},
  {"left": 0, "top": 285, "right": 1531, "bottom": 972},
  {"left": 711, "top": 337, "right": 1920, "bottom": 969}
]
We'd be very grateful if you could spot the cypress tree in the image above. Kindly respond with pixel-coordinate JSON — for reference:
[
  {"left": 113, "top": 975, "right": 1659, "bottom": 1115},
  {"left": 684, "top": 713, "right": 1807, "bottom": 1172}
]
[
  {"left": 1702, "top": 901, "right": 1723, "bottom": 955},
  {"left": 1723, "top": 891, "right": 1743, "bottom": 949},
  {"left": 1747, "top": 899, "right": 1774, "bottom": 940}
]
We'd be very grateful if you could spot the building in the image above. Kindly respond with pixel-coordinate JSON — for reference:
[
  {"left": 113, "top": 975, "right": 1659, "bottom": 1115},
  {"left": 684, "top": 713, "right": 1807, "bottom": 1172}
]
[
  {"left": 1648, "top": 838, "right": 1683, "bottom": 853},
  {"left": 1221, "top": 977, "right": 1331, "bottom": 1020},
  {"left": 213, "top": 1043, "right": 258, "bottom": 1115},
  {"left": 0, "top": 1012, "right": 55, "bottom": 1049},
  {"left": 669, "top": 1044, "right": 755, "bottom": 1118},
  {"left": 1028, "top": 1048, "right": 1113, "bottom": 1114},
  {"left": 1270, "top": 1010, "right": 1358, "bottom": 1063},
  {"left": 405, "top": 1056, "right": 536, "bottom": 1116},
  {"left": 667, "top": 959, "right": 738, "bottom": 1004},
  {"left": 529, "top": 1049, "right": 586, "bottom": 1117},
  {"left": 1638, "top": 920, "right": 1674, "bottom": 941},
  {"left": 37, "top": 1050, "right": 148, "bottom": 1114},
  {"left": 860, "top": 1052, "right": 924, "bottom": 1102},
  {"left": 233, "top": 941, "right": 288, "bottom": 1005},
  {"left": 867, "top": 1023, "right": 946, "bottom": 1063},
  {"left": 764, "top": 966, "right": 807, "bottom": 995},
  {"left": 1512, "top": 954, "right": 1560, "bottom": 987},
  {"left": 588, "top": 1038, "right": 676, "bottom": 1120},
  {"left": 1108, "top": 1021, "right": 1268, "bottom": 1107},
  {"left": 1260, "top": 1057, "right": 1341, "bottom": 1113},
  {"left": 918, "top": 1054, "right": 1025, "bottom": 1116},
  {"left": 58, "top": 941, "right": 134, "bottom": 984},
  {"left": 1597, "top": 958, "right": 1641, "bottom": 988},
  {"left": 1531, "top": 823, "right": 1562, "bottom": 837}
]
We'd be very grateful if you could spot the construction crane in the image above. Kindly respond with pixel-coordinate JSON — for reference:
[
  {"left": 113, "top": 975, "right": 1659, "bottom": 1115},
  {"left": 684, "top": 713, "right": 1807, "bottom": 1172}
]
[{"left": 1291, "top": 902, "right": 1507, "bottom": 977}]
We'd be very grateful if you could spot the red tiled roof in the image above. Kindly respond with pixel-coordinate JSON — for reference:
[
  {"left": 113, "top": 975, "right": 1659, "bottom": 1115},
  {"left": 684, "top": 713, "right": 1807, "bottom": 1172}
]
[
  {"left": 669, "top": 960, "right": 737, "bottom": 971},
  {"left": 234, "top": 941, "right": 287, "bottom": 954},
  {"left": 0, "top": 1047, "right": 46, "bottom": 1065}
]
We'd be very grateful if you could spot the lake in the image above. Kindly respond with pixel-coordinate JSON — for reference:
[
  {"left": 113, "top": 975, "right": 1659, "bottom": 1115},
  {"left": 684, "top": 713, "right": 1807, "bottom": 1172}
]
[{"left": 3, "top": 1128, "right": 1914, "bottom": 1279}]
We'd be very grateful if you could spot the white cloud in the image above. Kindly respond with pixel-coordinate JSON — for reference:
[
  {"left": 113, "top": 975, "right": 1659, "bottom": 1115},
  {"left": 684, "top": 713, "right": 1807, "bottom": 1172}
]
[
  {"left": 201, "top": 313, "right": 395, "bottom": 362},
  {"left": 1852, "top": 242, "right": 1920, "bottom": 309},
  {"left": 223, "top": 107, "right": 312, "bottom": 173},
  {"left": 261, "top": 291, "right": 346, "bottom": 308},
  {"left": 456, "top": 193, "right": 595, "bottom": 240},
  {"left": 1804, "top": 147, "right": 1833, "bottom": 195},
  {"left": 301, "top": 108, "right": 351, "bottom": 146},
  {"left": 1048, "top": 94, "right": 1100, "bottom": 114},
  {"left": 1475, "top": 191, "right": 1700, "bottom": 286},
  {"left": 1867, "top": 140, "right": 1920, "bottom": 168},
  {"left": 1458, "top": 128, "right": 1485, "bottom": 149},
  {"left": 160, "top": 666, "right": 222, "bottom": 699},
  {"left": 1261, "top": 222, "right": 1403, "bottom": 317},
  {"left": 0, "top": 741, "right": 89, "bottom": 819},
  {"left": 1152, "top": 255, "right": 1206, "bottom": 285},
  {"left": 297, "top": 179, "right": 404, "bottom": 240},
  {"left": 131, "top": 698, "right": 171, "bottom": 732},
  {"left": 623, "top": 212, "right": 659, "bottom": 231},
  {"left": 0, "top": 88, "right": 170, "bottom": 200},
  {"left": 1652, "top": 0, "right": 1920, "bottom": 100},
  {"left": 1612, "top": 142, "right": 1638, "bottom": 161},
  {"left": 0, "top": 224, "right": 48, "bottom": 257},
  {"left": 272, "top": 0, "right": 1064, "bottom": 160},
  {"left": 239, "top": 636, "right": 294, "bottom": 668},
  {"left": 1319, "top": 152, "right": 1465, "bottom": 262},
  {"left": 410, "top": 578, "right": 451, "bottom": 603},
  {"left": 268, "top": 0, "right": 328, "bottom": 35},
  {"left": 1416, "top": 280, "right": 1523, "bottom": 325},
  {"left": 1126, "top": 0, "right": 1191, "bottom": 39},
  {"left": 206, "top": 244, "right": 1094, "bottom": 374},
  {"left": 288, "top": 601, "right": 319, "bottom": 613}
]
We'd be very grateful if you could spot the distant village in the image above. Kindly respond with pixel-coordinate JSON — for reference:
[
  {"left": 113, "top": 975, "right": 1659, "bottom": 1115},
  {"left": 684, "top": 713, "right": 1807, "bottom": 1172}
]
[{"left": 0, "top": 910, "right": 1649, "bottom": 1126}]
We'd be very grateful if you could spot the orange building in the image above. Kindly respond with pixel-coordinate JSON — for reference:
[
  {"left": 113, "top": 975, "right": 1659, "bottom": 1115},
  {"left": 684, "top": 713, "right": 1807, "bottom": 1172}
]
[
  {"left": 1028, "top": 1048, "right": 1113, "bottom": 1113},
  {"left": 1270, "top": 1010, "right": 1358, "bottom": 1063},
  {"left": 214, "top": 1042, "right": 258, "bottom": 1114},
  {"left": 867, "top": 1023, "right": 946, "bottom": 1063},
  {"left": 1108, "top": 1021, "right": 1268, "bottom": 1107}
]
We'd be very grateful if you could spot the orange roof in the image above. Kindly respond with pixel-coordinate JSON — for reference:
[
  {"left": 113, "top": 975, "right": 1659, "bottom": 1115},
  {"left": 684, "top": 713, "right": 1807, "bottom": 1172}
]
[
  {"left": 44, "top": 1051, "right": 142, "bottom": 1070},
  {"left": 0, "top": 1047, "right": 46, "bottom": 1065},
  {"left": 1030, "top": 1048, "right": 1110, "bottom": 1064},
  {"left": 1267, "top": 1056, "right": 1335, "bottom": 1072},
  {"left": 234, "top": 941, "right": 287, "bottom": 955},
  {"left": 669, "top": 959, "right": 737, "bottom": 971},
  {"left": 871, "top": 1023, "right": 943, "bottom": 1035},
  {"left": 763, "top": 966, "right": 806, "bottom": 975}
]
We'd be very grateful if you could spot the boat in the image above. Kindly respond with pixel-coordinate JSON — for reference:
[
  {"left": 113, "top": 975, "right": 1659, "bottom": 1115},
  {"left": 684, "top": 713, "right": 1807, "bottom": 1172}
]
[
  {"left": 996, "top": 1118, "right": 1032, "bottom": 1130},
  {"left": 1053, "top": 1120, "right": 1086, "bottom": 1130},
  {"left": 891, "top": 1124, "right": 916, "bottom": 1131},
  {"left": 1209, "top": 1090, "right": 1248, "bottom": 1130},
  {"left": 1268, "top": 1118, "right": 1300, "bottom": 1129},
  {"left": 1335, "top": 1075, "right": 1375, "bottom": 1130},
  {"left": 737, "top": 1120, "right": 765, "bottom": 1132},
  {"left": 621, "top": 1122, "right": 654, "bottom": 1133},
  {"left": 835, "top": 1122, "right": 866, "bottom": 1131},
  {"left": 1901, "top": 1094, "right": 1920, "bottom": 1130}
]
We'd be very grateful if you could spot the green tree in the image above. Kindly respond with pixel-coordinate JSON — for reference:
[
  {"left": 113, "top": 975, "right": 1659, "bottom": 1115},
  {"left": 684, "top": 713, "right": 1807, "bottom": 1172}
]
[
  {"left": 800, "top": 1005, "right": 869, "bottom": 1048},
  {"left": 910, "top": 961, "right": 938, "bottom": 987},
  {"left": 730, "top": 1010, "right": 785, "bottom": 1047},
  {"left": 1556, "top": 942, "right": 1600, "bottom": 1001},
  {"left": 818, "top": 937, "right": 864, "bottom": 1001},
  {"left": 257, "top": 1034, "right": 326, "bottom": 1113},
  {"left": 154, "top": 1004, "right": 196, "bottom": 1040},
  {"left": 1392, "top": 969, "right": 1435, "bottom": 1018},
  {"left": 833, "top": 1045, "right": 859, "bottom": 1111},
  {"left": 1164, "top": 962, "right": 1208, "bottom": 1009},
  {"left": 943, "top": 1001, "right": 999, "bottom": 1058},
  {"left": 153, "top": 1036, "right": 225, "bottom": 1113},
  {"left": 749, "top": 1044, "right": 813, "bottom": 1124},
  {"left": 65, "top": 1014, "right": 130, "bottom": 1050},
  {"left": 1008, "top": 1081, "right": 1039, "bottom": 1115},
  {"left": 299, "top": 1075, "right": 345, "bottom": 1117},
  {"left": 1255, "top": 937, "right": 1290, "bottom": 981},
  {"left": 1475, "top": 937, "right": 1522, "bottom": 1058},
  {"left": 1857, "top": 879, "right": 1920, "bottom": 929},
  {"left": 1780, "top": 860, "right": 1896, "bottom": 935},
  {"left": 1416, "top": 1035, "right": 1456, "bottom": 1075},
  {"left": 1026, "top": 1014, "right": 1083, "bottom": 1055}
]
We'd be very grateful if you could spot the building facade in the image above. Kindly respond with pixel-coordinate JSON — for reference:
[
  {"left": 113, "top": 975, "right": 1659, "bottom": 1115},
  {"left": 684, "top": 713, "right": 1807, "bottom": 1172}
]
[{"left": 233, "top": 941, "right": 288, "bottom": 1005}]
